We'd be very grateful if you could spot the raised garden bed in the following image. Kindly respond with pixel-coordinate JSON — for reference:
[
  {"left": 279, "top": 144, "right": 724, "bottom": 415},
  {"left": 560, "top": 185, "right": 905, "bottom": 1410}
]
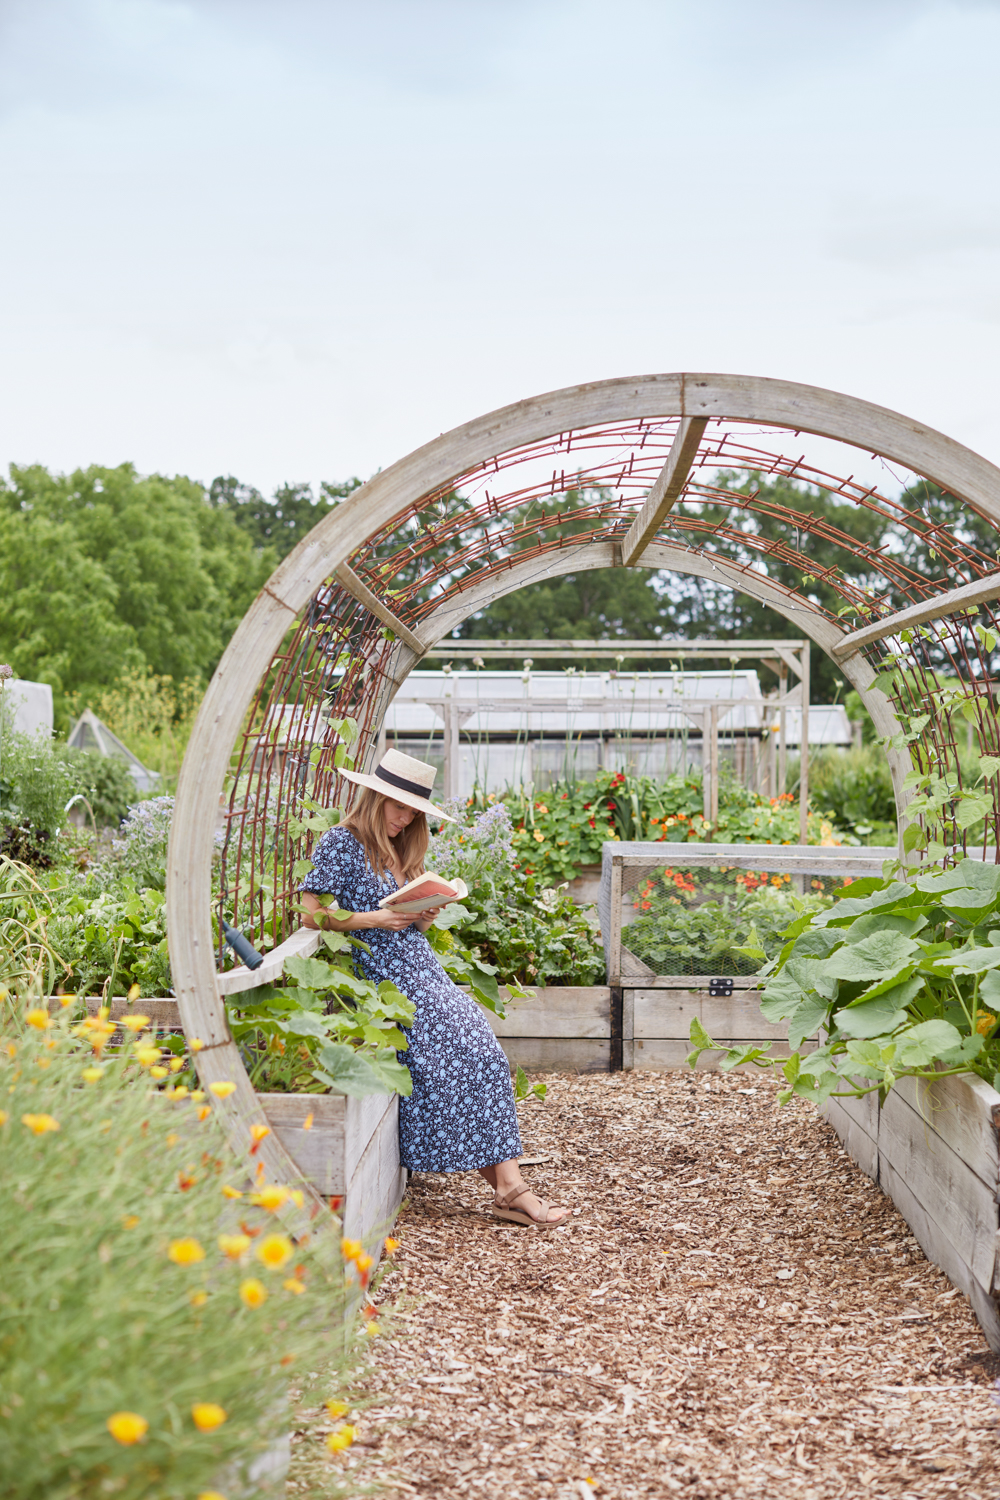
[{"left": 824, "top": 1071, "right": 1000, "bottom": 1352}]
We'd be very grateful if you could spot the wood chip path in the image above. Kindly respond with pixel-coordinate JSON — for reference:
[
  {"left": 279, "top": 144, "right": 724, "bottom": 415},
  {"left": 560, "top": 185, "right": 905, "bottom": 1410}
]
[{"left": 323, "top": 1071, "right": 1000, "bottom": 1498}]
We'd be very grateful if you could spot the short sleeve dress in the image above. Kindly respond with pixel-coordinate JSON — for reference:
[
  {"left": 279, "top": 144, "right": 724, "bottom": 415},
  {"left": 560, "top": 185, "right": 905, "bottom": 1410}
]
[{"left": 300, "top": 826, "right": 522, "bottom": 1173}]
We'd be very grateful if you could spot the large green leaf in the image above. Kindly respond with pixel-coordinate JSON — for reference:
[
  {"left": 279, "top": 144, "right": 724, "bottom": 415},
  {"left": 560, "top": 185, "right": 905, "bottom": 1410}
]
[
  {"left": 894, "top": 1018, "right": 963, "bottom": 1067},
  {"left": 312, "top": 1041, "right": 397, "bottom": 1098},
  {"left": 788, "top": 993, "right": 830, "bottom": 1050},
  {"left": 833, "top": 997, "right": 909, "bottom": 1039},
  {"left": 760, "top": 971, "right": 805, "bottom": 1024},
  {"left": 936, "top": 945, "right": 1000, "bottom": 975},
  {"left": 825, "top": 930, "right": 919, "bottom": 983},
  {"left": 847, "top": 972, "right": 923, "bottom": 1009},
  {"left": 284, "top": 955, "right": 344, "bottom": 991},
  {"left": 843, "top": 911, "right": 928, "bottom": 942},
  {"left": 816, "top": 882, "right": 916, "bottom": 928}
]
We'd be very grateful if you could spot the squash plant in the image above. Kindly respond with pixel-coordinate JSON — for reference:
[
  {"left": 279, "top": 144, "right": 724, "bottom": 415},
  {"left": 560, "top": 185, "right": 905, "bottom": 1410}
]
[{"left": 689, "top": 858, "right": 1000, "bottom": 1101}]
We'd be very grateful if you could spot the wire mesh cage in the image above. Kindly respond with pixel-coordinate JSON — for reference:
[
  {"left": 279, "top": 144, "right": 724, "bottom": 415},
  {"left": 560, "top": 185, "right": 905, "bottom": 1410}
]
[{"left": 598, "top": 843, "right": 896, "bottom": 982}]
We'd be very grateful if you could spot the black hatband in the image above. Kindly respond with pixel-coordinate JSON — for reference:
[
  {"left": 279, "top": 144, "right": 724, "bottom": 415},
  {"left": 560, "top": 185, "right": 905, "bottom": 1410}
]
[{"left": 374, "top": 764, "right": 433, "bottom": 800}]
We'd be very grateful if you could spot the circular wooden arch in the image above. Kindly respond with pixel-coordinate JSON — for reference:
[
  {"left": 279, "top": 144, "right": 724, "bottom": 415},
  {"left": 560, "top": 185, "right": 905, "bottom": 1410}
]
[{"left": 167, "top": 372, "right": 1000, "bottom": 1190}]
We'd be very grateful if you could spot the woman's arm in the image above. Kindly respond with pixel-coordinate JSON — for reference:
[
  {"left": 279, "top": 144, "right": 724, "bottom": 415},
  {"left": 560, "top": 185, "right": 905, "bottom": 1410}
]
[{"left": 300, "top": 891, "right": 414, "bottom": 933}]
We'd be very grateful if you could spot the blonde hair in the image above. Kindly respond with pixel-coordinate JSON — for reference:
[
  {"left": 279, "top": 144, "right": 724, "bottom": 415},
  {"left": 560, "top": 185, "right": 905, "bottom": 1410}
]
[{"left": 340, "top": 786, "right": 428, "bottom": 884}]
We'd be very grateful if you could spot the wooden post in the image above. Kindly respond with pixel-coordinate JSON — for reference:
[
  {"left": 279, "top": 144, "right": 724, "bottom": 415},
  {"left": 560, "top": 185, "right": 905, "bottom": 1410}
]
[
  {"left": 778, "top": 664, "right": 788, "bottom": 800},
  {"left": 710, "top": 703, "right": 720, "bottom": 827},
  {"left": 610, "top": 986, "right": 623, "bottom": 1073},
  {"left": 702, "top": 712, "right": 711, "bottom": 825},
  {"left": 799, "top": 641, "right": 810, "bottom": 846},
  {"left": 609, "top": 855, "right": 624, "bottom": 986},
  {"left": 442, "top": 699, "right": 460, "bottom": 801}
]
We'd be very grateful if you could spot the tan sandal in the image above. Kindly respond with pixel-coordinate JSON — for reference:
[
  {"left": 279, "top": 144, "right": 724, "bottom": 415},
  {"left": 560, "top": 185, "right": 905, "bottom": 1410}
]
[{"left": 492, "top": 1183, "right": 568, "bottom": 1228}]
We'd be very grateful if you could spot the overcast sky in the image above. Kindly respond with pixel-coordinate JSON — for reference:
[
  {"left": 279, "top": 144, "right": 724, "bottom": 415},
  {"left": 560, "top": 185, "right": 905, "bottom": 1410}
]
[{"left": 1, "top": 0, "right": 998, "bottom": 496}]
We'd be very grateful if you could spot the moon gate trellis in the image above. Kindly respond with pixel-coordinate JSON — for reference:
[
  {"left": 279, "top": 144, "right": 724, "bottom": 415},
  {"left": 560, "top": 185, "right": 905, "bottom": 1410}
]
[{"left": 167, "top": 373, "right": 1000, "bottom": 1190}]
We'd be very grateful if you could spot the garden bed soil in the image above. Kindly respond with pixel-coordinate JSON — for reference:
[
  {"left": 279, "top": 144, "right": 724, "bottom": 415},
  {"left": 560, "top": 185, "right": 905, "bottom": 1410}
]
[{"left": 293, "top": 1071, "right": 1000, "bottom": 1500}]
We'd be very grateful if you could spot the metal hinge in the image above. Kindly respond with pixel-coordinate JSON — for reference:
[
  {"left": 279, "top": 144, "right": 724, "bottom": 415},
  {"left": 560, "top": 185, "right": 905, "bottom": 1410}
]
[{"left": 708, "top": 977, "right": 734, "bottom": 997}]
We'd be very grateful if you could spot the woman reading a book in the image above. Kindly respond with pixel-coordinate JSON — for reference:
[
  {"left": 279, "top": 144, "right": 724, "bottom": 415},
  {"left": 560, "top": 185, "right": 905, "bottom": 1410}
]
[{"left": 299, "top": 748, "right": 569, "bottom": 1228}]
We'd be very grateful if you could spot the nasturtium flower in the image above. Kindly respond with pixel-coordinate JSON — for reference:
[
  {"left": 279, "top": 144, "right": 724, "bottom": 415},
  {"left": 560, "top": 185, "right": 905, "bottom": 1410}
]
[
  {"left": 239, "top": 1278, "right": 268, "bottom": 1309},
  {"left": 25, "top": 1008, "right": 50, "bottom": 1030},
  {"left": 218, "top": 1233, "right": 251, "bottom": 1260},
  {"left": 209, "top": 1081, "right": 237, "bottom": 1099},
  {"left": 21, "top": 1113, "right": 59, "bottom": 1135},
  {"left": 107, "top": 1411, "right": 148, "bottom": 1445},
  {"left": 168, "top": 1237, "right": 205, "bottom": 1266},
  {"left": 256, "top": 1233, "right": 293, "bottom": 1270},
  {"left": 283, "top": 1277, "right": 306, "bottom": 1294},
  {"left": 326, "top": 1425, "right": 355, "bottom": 1453},
  {"left": 120, "top": 1014, "right": 150, "bottom": 1032},
  {"left": 191, "top": 1402, "right": 227, "bottom": 1433}
]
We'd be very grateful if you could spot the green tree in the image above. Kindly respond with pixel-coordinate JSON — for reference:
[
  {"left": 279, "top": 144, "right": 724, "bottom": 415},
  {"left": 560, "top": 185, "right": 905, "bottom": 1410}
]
[
  {"left": 0, "top": 464, "right": 275, "bottom": 723},
  {"left": 209, "top": 475, "right": 362, "bottom": 557}
]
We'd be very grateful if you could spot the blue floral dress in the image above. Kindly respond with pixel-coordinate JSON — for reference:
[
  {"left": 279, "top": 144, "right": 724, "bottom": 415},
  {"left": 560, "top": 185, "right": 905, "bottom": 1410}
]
[{"left": 300, "top": 827, "right": 522, "bottom": 1173}]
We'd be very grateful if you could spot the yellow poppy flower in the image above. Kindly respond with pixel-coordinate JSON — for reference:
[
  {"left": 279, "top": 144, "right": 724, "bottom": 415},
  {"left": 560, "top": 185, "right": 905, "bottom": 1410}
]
[
  {"left": 107, "top": 1412, "right": 148, "bottom": 1445},
  {"left": 191, "top": 1402, "right": 227, "bottom": 1433},
  {"left": 168, "top": 1237, "right": 205, "bottom": 1266},
  {"left": 209, "top": 1081, "right": 237, "bottom": 1099},
  {"left": 120, "top": 1014, "right": 150, "bottom": 1032},
  {"left": 21, "top": 1113, "right": 59, "bottom": 1136},
  {"left": 256, "top": 1233, "right": 294, "bottom": 1270},
  {"left": 239, "top": 1278, "right": 268, "bottom": 1309},
  {"left": 218, "top": 1233, "right": 251, "bottom": 1260}
]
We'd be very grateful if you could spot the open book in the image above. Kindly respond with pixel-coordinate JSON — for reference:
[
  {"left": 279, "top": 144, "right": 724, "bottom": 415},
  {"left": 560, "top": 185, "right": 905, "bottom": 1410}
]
[{"left": 378, "top": 873, "right": 469, "bottom": 915}]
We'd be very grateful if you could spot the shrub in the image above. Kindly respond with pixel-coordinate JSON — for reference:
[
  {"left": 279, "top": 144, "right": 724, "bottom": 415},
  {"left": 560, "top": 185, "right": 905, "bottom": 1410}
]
[
  {"left": 111, "top": 796, "right": 175, "bottom": 890},
  {"left": 57, "top": 747, "right": 137, "bottom": 829},
  {"left": 806, "top": 745, "right": 897, "bottom": 838},
  {"left": 0, "top": 1004, "right": 355, "bottom": 1500},
  {"left": 0, "top": 729, "right": 74, "bottom": 838}
]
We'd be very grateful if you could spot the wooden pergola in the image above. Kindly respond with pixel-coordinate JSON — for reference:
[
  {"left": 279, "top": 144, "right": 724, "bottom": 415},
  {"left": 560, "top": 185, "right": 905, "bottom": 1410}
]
[{"left": 166, "top": 372, "right": 1000, "bottom": 1199}]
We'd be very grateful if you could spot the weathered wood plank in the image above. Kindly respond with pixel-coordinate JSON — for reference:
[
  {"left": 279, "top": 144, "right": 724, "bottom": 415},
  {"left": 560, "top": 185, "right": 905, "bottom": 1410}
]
[
  {"left": 631, "top": 989, "right": 795, "bottom": 1042},
  {"left": 632, "top": 1038, "right": 804, "bottom": 1072},
  {"left": 488, "top": 987, "right": 611, "bottom": 1040},
  {"left": 893, "top": 1072, "right": 1000, "bottom": 1194},
  {"left": 878, "top": 1152, "right": 1000, "bottom": 1353},
  {"left": 832, "top": 569, "right": 1000, "bottom": 659},
  {"left": 345, "top": 1091, "right": 397, "bottom": 1184},
  {"left": 261, "top": 1093, "right": 347, "bottom": 1196},
  {"left": 821, "top": 1094, "right": 879, "bottom": 1182},
  {"left": 81, "top": 996, "right": 183, "bottom": 1028},
  {"left": 620, "top": 416, "right": 708, "bottom": 566},
  {"left": 341, "top": 1095, "right": 405, "bottom": 1249},
  {"left": 496, "top": 1038, "right": 610, "bottom": 1073},
  {"left": 217, "top": 926, "right": 322, "bottom": 996},
  {"left": 334, "top": 562, "right": 425, "bottom": 656},
  {"left": 879, "top": 1087, "right": 998, "bottom": 1291}
]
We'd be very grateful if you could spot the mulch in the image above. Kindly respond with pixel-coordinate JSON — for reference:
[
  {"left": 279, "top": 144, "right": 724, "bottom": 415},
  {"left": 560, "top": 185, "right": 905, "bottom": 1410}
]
[{"left": 303, "top": 1070, "right": 1000, "bottom": 1499}]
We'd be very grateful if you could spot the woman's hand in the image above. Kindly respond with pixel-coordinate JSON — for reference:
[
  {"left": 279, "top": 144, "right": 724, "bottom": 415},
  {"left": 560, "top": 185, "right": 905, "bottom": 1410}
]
[
  {"left": 416, "top": 907, "right": 443, "bottom": 931},
  {"left": 366, "top": 908, "right": 417, "bottom": 931}
]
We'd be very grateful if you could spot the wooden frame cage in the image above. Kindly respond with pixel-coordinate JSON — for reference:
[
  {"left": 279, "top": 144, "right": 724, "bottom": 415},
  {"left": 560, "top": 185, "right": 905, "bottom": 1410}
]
[{"left": 167, "top": 372, "right": 1000, "bottom": 1202}]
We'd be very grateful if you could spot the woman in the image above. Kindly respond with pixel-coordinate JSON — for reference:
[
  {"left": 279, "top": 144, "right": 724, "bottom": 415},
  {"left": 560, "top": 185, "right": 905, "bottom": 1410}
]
[{"left": 300, "top": 748, "right": 569, "bottom": 1228}]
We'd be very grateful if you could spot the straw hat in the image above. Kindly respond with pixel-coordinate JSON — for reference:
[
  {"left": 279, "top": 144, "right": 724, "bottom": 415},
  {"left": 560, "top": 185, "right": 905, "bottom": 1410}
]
[{"left": 337, "top": 747, "right": 456, "bottom": 822}]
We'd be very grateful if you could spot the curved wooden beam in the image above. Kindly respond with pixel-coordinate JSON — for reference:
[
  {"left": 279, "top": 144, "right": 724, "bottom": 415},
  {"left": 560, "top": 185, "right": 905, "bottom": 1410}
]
[{"left": 168, "top": 373, "right": 997, "bottom": 1188}]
